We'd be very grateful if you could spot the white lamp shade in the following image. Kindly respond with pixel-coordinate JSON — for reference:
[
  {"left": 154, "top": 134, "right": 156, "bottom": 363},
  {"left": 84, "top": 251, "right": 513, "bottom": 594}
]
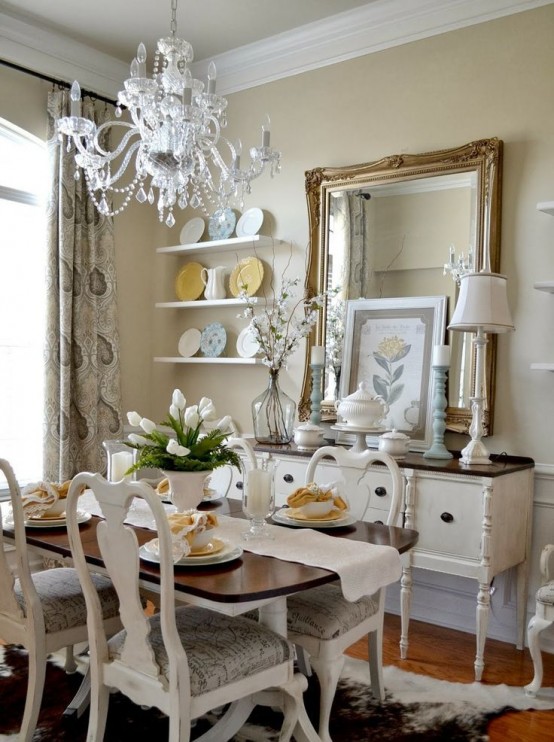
[{"left": 448, "top": 272, "right": 515, "bottom": 334}]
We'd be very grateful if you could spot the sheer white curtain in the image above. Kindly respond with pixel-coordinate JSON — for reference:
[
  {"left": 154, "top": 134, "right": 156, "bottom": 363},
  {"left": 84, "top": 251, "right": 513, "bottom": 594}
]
[{"left": 43, "top": 89, "right": 123, "bottom": 480}]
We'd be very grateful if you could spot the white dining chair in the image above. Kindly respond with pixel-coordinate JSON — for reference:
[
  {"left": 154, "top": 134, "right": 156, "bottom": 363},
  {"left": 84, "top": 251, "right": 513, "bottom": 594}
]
[
  {"left": 0, "top": 458, "right": 122, "bottom": 742},
  {"left": 524, "top": 543, "right": 554, "bottom": 696},
  {"left": 285, "top": 445, "right": 405, "bottom": 742},
  {"left": 65, "top": 472, "right": 307, "bottom": 742}
]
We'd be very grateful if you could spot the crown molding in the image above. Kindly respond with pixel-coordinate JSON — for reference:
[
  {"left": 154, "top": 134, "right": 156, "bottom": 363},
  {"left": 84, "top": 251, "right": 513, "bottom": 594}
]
[{"left": 1, "top": 0, "right": 552, "bottom": 98}]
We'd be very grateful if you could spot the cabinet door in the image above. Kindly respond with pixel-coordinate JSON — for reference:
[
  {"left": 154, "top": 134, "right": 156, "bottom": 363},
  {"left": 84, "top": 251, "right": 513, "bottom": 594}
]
[{"left": 414, "top": 475, "right": 483, "bottom": 560}]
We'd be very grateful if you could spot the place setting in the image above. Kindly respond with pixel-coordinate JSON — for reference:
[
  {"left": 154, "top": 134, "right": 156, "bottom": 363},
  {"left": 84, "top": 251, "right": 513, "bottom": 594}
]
[
  {"left": 272, "top": 481, "right": 356, "bottom": 529},
  {"left": 139, "top": 509, "right": 244, "bottom": 568},
  {"left": 3, "top": 480, "right": 93, "bottom": 529}
]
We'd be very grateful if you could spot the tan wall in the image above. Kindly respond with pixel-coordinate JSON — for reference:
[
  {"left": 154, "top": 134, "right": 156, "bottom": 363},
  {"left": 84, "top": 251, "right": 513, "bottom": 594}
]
[{"left": 2, "top": 5, "right": 554, "bottom": 462}]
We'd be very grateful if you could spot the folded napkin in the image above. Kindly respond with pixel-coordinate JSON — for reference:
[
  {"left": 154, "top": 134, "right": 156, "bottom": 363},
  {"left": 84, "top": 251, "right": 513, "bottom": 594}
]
[
  {"left": 216, "top": 516, "right": 402, "bottom": 602},
  {"left": 166, "top": 510, "right": 219, "bottom": 562},
  {"left": 20, "top": 480, "right": 80, "bottom": 519},
  {"left": 286, "top": 481, "right": 348, "bottom": 511}
]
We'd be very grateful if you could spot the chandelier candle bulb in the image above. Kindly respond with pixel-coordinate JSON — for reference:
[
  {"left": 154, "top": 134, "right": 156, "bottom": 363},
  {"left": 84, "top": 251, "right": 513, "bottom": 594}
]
[
  {"left": 262, "top": 115, "right": 271, "bottom": 147},
  {"left": 110, "top": 451, "right": 133, "bottom": 482},
  {"left": 247, "top": 469, "right": 272, "bottom": 517},
  {"left": 311, "top": 345, "right": 325, "bottom": 366},
  {"left": 207, "top": 61, "right": 217, "bottom": 93},
  {"left": 432, "top": 345, "right": 451, "bottom": 367},
  {"left": 70, "top": 81, "right": 81, "bottom": 117}
]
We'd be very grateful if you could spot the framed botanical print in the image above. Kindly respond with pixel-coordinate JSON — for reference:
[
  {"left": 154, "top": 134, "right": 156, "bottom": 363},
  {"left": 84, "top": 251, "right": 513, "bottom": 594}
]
[{"left": 339, "top": 296, "right": 447, "bottom": 450}]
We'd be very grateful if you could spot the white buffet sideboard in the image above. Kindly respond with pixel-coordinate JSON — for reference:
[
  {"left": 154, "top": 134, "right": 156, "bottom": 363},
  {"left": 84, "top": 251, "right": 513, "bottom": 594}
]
[{"left": 233, "top": 443, "right": 535, "bottom": 681}]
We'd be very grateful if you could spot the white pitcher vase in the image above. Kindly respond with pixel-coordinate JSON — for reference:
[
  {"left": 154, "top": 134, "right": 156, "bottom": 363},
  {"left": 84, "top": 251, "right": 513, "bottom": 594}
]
[{"left": 201, "top": 266, "right": 226, "bottom": 300}]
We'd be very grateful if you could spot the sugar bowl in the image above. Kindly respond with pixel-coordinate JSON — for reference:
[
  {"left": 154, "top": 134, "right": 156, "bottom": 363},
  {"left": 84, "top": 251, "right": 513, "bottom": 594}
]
[{"left": 378, "top": 429, "right": 411, "bottom": 459}]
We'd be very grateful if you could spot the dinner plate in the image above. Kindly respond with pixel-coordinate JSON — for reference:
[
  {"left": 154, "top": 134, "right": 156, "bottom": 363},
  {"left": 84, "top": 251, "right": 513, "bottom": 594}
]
[
  {"left": 179, "top": 217, "right": 205, "bottom": 245},
  {"left": 24, "top": 510, "right": 92, "bottom": 529},
  {"left": 236, "top": 207, "right": 263, "bottom": 237},
  {"left": 208, "top": 208, "right": 236, "bottom": 240},
  {"left": 175, "top": 262, "right": 205, "bottom": 301},
  {"left": 139, "top": 539, "right": 243, "bottom": 567},
  {"left": 272, "top": 508, "right": 356, "bottom": 529},
  {"left": 229, "top": 257, "right": 264, "bottom": 297},
  {"left": 236, "top": 327, "right": 260, "bottom": 358},
  {"left": 144, "top": 537, "right": 225, "bottom": 558},
  {"left": 200, "top": 322, "right": 226, "bottom": 357},
  {"left": 178, "top": 328, "right": 201, "bottom": 357}
]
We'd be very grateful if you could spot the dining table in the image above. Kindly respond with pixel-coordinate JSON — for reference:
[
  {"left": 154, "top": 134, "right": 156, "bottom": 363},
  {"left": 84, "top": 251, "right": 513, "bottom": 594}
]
[{"left": 2, "top": 494, "right": 418, "bottom": 742}]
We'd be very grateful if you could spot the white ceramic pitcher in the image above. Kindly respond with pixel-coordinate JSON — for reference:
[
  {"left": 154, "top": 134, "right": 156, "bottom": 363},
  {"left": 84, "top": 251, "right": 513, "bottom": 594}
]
[{"left": 201, "top": 266, "right": 226, "bottom": 300}]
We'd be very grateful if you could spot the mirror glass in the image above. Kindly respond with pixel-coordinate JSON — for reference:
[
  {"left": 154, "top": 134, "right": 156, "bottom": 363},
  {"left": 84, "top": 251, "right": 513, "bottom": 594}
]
[{"left": 300, "top": 138, "right": 502, "bottom": 434}]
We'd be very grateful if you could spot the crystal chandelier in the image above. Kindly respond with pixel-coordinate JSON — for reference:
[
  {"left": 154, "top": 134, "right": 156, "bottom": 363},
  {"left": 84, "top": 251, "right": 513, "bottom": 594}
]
[{"left": 57, "top": 0, "right": 281, "bottom": 227}]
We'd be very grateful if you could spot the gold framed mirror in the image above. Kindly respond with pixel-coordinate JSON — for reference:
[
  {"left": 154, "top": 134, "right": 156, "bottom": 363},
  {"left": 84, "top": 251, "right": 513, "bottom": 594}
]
[{"left": 300, "top": 138, "right": 502, "bottom": 434}]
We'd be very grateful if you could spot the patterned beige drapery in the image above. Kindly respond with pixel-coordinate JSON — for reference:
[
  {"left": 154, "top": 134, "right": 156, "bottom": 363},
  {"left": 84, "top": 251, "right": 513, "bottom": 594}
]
[{"left": 43, "top": 90, "right": 122, "bottom": 480}]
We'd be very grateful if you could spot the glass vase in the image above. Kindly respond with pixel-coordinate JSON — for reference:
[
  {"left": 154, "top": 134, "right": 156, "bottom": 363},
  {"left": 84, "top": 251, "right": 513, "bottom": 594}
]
[{"left": 252, "top": 369, "right": 296, "bottom": 444}]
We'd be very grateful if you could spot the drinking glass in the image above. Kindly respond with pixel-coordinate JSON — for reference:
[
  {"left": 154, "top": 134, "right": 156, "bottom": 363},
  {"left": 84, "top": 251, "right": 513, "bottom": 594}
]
[{"left": 241, "top": 458, "right": 275, "bottom": 541}]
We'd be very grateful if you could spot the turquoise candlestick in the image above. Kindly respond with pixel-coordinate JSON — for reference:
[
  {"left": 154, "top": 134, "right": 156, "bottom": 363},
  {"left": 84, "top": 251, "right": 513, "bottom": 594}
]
[{"left": 423, "top": 365, "right": 453, "bottom": 459}]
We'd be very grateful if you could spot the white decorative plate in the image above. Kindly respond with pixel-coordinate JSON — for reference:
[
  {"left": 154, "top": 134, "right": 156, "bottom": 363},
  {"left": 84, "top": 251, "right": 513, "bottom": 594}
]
[
  {"left": 200, "top": 322, "right": 227, "bottom": 357},
  {"left": 272, "top": 508, "right": 355, "bottom": 529},
  {"left": 178, "top": 328, "right": 201, "bottom": 357},
  {"left": 139, "top": 539, "right": 243, "bottom": 566},
  {"left": 24, "top": 510, "right": 92, "bottom": 529},
  {"left": 208, "top": 208, "right": 236, "bottom": 240},
  {"left": 236, "top": 327, "right": 260, "bottom": 358},
  {"left": 236, "top": 207, "right": 264, "bottom": 237},
  {"left": 179, "top": 217, "right": 205, "bottom": 245}
]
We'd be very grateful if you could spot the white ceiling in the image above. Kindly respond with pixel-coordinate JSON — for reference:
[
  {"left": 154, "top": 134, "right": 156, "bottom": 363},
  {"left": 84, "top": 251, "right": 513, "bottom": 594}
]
[{"left": 0, "top": 0, "right": 552, "bottom": 97}]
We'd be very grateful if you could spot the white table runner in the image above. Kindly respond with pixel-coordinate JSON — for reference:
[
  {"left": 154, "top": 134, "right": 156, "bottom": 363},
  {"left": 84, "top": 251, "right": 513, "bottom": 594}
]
[{"left": 78, "top": 493, "right": 402, "bottom": 602}]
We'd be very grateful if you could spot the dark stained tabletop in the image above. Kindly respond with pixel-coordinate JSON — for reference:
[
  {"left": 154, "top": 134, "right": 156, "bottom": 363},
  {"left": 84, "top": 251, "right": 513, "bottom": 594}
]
[{"left": 12, "top": 497, "right": 418, "bottom": 605}]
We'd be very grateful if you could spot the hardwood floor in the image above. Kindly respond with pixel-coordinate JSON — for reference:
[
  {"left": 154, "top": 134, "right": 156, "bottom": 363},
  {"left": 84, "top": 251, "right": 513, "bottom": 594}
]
[{"left": 346, "top": 613, "right": 554, "bottom": 741}]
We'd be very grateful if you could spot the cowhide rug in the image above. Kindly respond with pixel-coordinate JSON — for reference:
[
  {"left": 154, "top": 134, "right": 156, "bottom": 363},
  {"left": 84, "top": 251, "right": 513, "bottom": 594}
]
[{"left": 1, "top": 644, "right": 553, "bottom": 741}]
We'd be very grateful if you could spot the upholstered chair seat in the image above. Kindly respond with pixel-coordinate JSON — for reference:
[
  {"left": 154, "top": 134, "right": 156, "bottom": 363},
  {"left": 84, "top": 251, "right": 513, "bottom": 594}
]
[
  {"left": 287, "top": 584, "right": 380, "bottom": 640},
  {"left": 14, "top": 568, "right": 119, "bottom": 633}
]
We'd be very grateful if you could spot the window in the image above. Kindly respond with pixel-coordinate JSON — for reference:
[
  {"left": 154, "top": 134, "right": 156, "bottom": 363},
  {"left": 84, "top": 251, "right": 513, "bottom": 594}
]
[{"left": 0, "top": 118, "right": 47, "bottom": 487}]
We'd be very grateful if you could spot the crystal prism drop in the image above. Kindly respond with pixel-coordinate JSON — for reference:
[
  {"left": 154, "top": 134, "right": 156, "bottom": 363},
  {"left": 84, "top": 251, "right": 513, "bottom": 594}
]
[
  {"left": 136, "top": 187, "right": 147, "bottom": 203},
  {"left": 166, "top": 212, "right": 175, "bottom": 228},
  {"left": 148, "top": 188, "right": 155, "bottom": 204}
]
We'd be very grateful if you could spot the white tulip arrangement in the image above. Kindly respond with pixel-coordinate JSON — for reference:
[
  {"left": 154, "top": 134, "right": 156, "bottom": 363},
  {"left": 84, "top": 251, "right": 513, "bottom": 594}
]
[{"left": 125, "top": 389, "right": 240, "bottom": 473}]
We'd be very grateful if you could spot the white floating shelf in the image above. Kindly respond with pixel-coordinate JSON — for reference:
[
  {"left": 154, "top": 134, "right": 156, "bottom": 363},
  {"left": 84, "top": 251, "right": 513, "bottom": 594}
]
[
  {"left": 533, "top": 281, "right": 554, "bottom": 293},
  {"left": 154, "top": 357, "right": 264, "bottom": 365},
  {"left": 155, "top": 297, "right": 267, "bottom": 308},
  {"left": 157, "top": 235, "right": 284, "bottom": 256},
  {"left": 537, "top": 201, "right": 554, "bottom": 215},
  {"left": 530, "top": 363, "right": 554, "bottom": 371}
]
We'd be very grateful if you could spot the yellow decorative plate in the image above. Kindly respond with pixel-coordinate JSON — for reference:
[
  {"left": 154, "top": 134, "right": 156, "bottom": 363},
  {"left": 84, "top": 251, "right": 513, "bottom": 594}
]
[
  {"left": 229, "top": 257, "right": 264, "bottom": 297},
  {"left": 175, "top": 262, "right": 205, "bottom": 301}
]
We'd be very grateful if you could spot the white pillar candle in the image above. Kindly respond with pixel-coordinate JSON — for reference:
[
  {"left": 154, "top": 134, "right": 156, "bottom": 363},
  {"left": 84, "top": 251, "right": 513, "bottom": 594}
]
[
  {"left": 110, "top": 451, "right": 133, "bottom": 482},
  {"left": 247, "top": 469, "right": 272, "bottom": 517},
  {"left": 432, "top": 344, "right": 451, "bottom": 367},
  {"left": 311, "top": 345, "right": 325, "bottom": 366}
]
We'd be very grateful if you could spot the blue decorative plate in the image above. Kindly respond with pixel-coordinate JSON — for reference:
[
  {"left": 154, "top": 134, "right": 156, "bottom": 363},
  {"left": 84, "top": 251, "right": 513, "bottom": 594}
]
[
  {"left": 200, "top": 322, "right": 227, "bottom": 357},
  {"left": 208, "top": 208, "right": 236, "bottom": 240}
]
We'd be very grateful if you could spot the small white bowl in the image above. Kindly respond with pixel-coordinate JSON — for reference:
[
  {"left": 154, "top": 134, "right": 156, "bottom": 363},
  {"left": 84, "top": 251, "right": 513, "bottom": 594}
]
[
  {"left": 44, "top": 499, "right": 67, "bottom": 517},
  {"left": 190, "top": 527, "right": 217, "bottom": 549},
  {"left": 298, "top": 500, "right": 334, "bottom": 518}
]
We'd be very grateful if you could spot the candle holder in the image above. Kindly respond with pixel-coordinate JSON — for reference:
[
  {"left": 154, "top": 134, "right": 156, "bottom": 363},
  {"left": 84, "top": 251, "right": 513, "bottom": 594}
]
[
  {"left": 310, "top": 363, "right": 324, "bottom": 425},
  {"left": 423, "top": 365, "right": 453, "bottom": 460},
  {"left": 241, "top": 459, "right": 275, "bottom": 540}
]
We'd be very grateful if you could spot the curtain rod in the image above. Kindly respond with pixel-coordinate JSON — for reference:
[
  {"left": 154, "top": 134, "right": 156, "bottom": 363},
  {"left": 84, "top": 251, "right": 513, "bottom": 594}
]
[{"left": 0, "top": 58, "right": 117, "bottom": 106}]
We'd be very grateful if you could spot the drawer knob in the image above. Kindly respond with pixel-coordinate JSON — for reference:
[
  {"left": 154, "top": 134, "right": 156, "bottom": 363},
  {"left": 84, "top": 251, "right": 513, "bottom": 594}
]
[
  {"left": 283, "top": 473, "right": 294, "bottom": 484},
  {"left": 235, "top": 481, "right": 244, "bottom": 491},
  {"left": 374, "top": 519, "right": 384, "bottom": 525},
  {"left": 440, "top": 511, "right": 454, "bottom": 523},
  {"left": 375, "top": 486, "right": 387, "bottom": 497}
]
